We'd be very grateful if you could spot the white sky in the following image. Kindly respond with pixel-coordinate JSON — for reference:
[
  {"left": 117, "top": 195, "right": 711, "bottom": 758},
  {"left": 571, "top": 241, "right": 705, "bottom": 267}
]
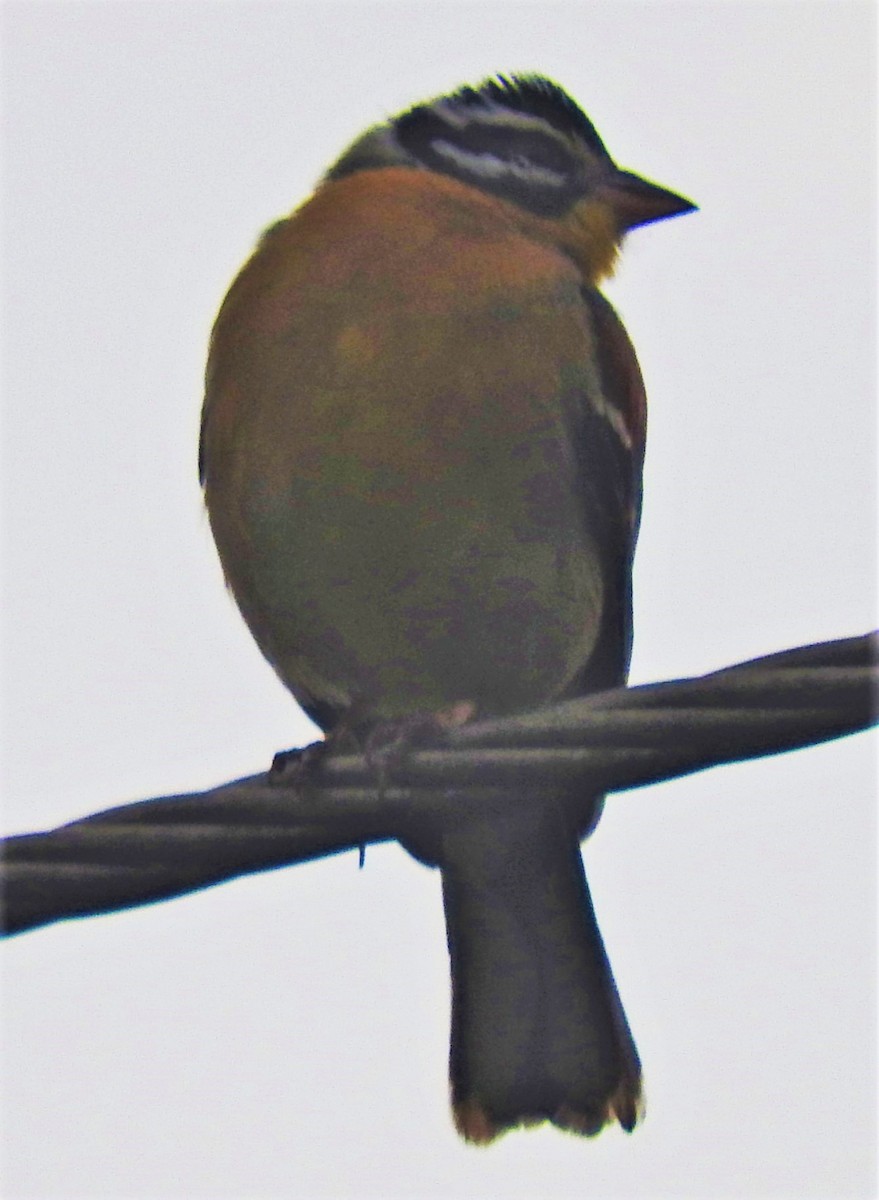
[{"left": 1, "top": 2, "right": 876, "bottom": 1197}]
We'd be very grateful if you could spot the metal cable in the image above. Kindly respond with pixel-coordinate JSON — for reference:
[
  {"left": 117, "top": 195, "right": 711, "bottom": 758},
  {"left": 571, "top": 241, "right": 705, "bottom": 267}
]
[{"left": 2, "top": 631, "right": 876, "bottom": 937}]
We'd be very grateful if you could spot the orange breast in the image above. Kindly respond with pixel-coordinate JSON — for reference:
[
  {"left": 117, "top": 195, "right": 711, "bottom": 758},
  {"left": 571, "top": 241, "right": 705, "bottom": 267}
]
[{"left": 201, "top": 168, "right": 622, "bottom": 724}]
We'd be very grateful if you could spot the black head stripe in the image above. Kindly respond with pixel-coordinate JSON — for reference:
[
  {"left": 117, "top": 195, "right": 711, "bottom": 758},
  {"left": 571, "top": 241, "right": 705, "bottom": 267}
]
[
  {"left": 433, "top": 121, "right": 573, "bottom": 180},
  {"left": 394, "top": 81, "right": 595, "bottom": 217},
  {"left": 449, "top": 75, "right": 613, "bottom": 163}
]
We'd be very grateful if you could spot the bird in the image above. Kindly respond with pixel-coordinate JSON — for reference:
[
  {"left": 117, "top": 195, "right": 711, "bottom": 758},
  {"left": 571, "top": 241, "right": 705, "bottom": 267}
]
[{"left": 199, "top": 74, "right": 695, "bottom": 1143}]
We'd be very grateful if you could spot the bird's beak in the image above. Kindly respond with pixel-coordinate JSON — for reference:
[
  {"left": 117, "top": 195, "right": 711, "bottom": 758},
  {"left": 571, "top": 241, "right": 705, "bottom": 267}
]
[{"left": 598, "top": 169, "right": 697, "bottom": 230}]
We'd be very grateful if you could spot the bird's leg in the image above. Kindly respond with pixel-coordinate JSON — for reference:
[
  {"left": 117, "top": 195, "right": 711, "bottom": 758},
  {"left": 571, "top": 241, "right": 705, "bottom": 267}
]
[
  {"left": 269, "top": 722, "right": 362, "bottom": 781},
  {"left": 361, "top": 702, "right": 477, "bottom": 868},
  {"left": 362, "top": 700, "right": 477, "bottom": 781},
  {"left": 269, "top": 741, "right": 324, "bottom": 780}
]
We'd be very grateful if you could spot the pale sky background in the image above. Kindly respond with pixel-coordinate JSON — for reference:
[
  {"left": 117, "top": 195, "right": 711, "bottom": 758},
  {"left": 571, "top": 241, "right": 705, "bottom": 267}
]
[{"left": 1, "top": 2, "right": 876, "bottom": 1197}]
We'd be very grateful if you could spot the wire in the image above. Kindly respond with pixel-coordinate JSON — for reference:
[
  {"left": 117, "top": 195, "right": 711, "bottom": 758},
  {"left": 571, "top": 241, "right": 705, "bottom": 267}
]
[{"left": 2, "top": 631, "right": 875, "bottom": 938}]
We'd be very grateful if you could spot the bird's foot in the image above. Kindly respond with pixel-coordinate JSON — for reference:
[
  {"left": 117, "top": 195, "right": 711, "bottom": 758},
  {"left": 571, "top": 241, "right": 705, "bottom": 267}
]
[
  {"left": 365, "top": 702, "right": 476, "bottom": 868},
  {"left": 363, "top": 701, "right": 477, "bottom": 782},
  {"left": 270, "top": 716, "right": 366, "bottom": 781},
  {"left": 269, "top": 738, "right": 329, "bottom": 781}
]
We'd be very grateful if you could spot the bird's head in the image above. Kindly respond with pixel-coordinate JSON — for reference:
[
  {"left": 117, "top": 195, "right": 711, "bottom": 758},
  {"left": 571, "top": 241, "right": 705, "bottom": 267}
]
[{"left": 325, "top": 74, "right": 696, "bottom": 283}]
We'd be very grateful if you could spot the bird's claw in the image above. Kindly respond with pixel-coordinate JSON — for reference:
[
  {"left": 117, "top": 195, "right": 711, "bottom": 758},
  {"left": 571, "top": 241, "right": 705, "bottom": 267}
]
[{"left": 269, "top": 739, "right": 328, "bottom": 781}]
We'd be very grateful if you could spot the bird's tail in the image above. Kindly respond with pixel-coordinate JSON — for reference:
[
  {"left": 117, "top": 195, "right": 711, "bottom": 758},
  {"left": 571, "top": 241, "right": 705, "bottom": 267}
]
[{"left": 438, "top": 801, "right": 642, "bottom": 1144}]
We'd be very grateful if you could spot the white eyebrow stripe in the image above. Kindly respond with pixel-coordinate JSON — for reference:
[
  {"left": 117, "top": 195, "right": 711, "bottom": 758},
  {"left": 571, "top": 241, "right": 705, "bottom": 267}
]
[
  {"left": 435, "top": 99, "right": 553, "bottom": 135},
  {"left": 431, "top": 138, "right": 567, "bottom": 186}
]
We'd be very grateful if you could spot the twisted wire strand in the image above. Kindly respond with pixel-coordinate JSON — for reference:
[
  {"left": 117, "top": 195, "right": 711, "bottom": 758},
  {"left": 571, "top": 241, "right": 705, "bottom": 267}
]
[{"left": 2, "top": 631, "right": 875, "bottom": 937}]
